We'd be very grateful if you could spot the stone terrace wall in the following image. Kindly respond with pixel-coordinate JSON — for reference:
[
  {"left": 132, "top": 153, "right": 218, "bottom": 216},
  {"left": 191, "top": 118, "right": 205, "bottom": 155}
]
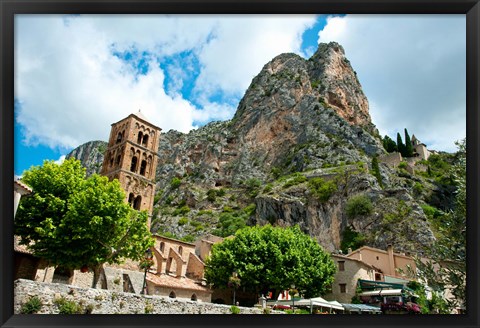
[{"left": 14, "top": 279, "right": 279, "bottom": 315}]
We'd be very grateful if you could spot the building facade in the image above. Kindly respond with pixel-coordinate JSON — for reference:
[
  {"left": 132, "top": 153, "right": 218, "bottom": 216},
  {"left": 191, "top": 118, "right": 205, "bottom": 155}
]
[
  {"left": 323, "top": 254, "right": 378, "bottom": 304},
  {"left": 100, "top": 111, "right": 161, "bottom": 224}
]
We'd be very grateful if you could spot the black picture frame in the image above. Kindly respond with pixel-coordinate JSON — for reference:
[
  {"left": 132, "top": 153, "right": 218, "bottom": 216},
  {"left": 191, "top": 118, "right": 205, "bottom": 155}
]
[{"left": 1, "top": 1, "right": 478, "bottom": 328}]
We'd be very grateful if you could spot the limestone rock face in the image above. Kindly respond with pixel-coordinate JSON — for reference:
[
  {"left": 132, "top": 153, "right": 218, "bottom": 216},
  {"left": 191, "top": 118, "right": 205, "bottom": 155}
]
[
  {"left": 69, "top": 42, "right": 438, "bottom": 254},
  {"left": 66, "top": 140, "right": 107, "bottom": 176}
]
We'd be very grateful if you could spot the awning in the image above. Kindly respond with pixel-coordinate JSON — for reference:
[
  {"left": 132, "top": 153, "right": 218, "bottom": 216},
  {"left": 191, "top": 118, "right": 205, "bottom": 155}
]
[
  {"left": 341, "top": 303, "right": 382, "bottom": 313},
  {"left": 359, "top": 289, "right": 403, "bottom": 296},
  {"left": 295, "top": 297, "right": 345, "bottom": 310}
]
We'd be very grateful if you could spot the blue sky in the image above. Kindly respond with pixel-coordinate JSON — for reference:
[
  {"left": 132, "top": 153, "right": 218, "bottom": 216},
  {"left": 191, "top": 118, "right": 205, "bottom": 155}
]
[{"left": 14, "top": 14, "right": 466, "bottom": 176}]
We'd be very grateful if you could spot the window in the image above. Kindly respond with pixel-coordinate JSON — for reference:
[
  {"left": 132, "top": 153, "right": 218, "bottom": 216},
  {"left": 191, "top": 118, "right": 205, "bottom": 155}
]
[
  {"left": 169, "top": 291, "right": 176, "bottom": 298},
  {"left": 133, "top": 196, "right": 142, "bottom": 210},
  {"left": 376, "top": 256, "right": 380, "bottom": 260},
  {"left": 375, "top": 273, "right": 382, "bottom": 281},
  {"left": 142, "top": 134, "right": 149, "bottom": 146},
  {"left": 140, "top": 160, "right": 147, "bottom": 176},
  {"left": 338, "top": 261, "right": 345, "bottom": 271},
  {"left": 130, "top": 156, "right": 138, "bottom": 172},
  {"left": 339, "top": 284, "right": 347, "bottom": 293},
  {"left": 160, "top": 242, "right": 165, "bottom": 252},
  {"left": 116, "top": 155, "right": 121, "bottom": 166},
  {"left": 191, "top": 294, "right": 197, "bottom": 301},
  {"left": 128, "top": 193, "right": 134, "bottom": 207},
  {"left": 178, "top": 246, "right": 183, "bottom": 256},
  {"left": 137, "top": 132, "right": 143, "bottom": 144},
  {"left": 116, "top": 132, "right": 123, "bottom": 144}
]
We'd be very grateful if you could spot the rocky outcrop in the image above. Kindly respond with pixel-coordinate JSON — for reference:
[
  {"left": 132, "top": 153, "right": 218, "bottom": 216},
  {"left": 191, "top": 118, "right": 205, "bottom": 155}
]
[{"left": 66, "top": 140, "right": 107, "bottom": 176}]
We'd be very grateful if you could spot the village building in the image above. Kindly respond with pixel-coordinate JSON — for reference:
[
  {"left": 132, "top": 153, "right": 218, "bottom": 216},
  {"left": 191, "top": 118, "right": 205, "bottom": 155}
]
[
  {"left": 345, "top": 245, "right": 416, "bottom": 283},
  {"left": 323, "top": 253, "right": 380, "bottom": 304},
  {"left": 379, "top": 135, "right": 431, "bottom": 174}
]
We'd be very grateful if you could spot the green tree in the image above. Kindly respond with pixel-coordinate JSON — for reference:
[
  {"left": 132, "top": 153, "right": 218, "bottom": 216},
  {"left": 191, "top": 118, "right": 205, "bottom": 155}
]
[
  {"left": 345, "top": 194, "right": 373, "bottom": 219},
  {"left": 397, "top": 132, "right": 405, "bottom": 156},
  {"left": 15, "top": 158, "right": 154, "bottom": 288},
  {"left": 205, "top": 225, "right": 336, "bottom": 299},
  {"left": 412, "top": 138, "right": 466, "bottom": 312},
  {"left": 371, "top": 156, "right": 383, "bottom": 188},
  {"left": 404, "top": 128, "right": 414, "bottom": 157},
  {"left": 382, "top": 135, "right": 397, "bottom": 153}
]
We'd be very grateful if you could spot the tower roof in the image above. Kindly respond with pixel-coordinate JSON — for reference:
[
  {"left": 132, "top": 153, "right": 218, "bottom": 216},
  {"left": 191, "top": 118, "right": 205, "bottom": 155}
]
[{"left": 133, "top": 109, "right": 149, "bottom": 122}]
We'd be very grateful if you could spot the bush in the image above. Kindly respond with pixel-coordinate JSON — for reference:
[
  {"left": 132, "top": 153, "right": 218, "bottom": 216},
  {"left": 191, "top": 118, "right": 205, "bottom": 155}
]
[
  {"left": 308, "top": 178, "right": 337, "bottom": 202},
  {"left": 54, "top": 297, "right": 83, "bottom": 314},
  {"left": 340, "top": 226, "right": 366, "bottom": 254},
  {"left": 230, "top": 305, "right": 241, "bottom": 314},
  {"left": 207, "top": 189, "right": 217, "bottom": 202},
  {"left": 345, "top": 194, "right": 373, "bottom": 219},
  {"left": 283, "top": 173, "right": 307, "bottom": 189},
  {"left": 172, "top": 205, "right": 190, "bottom": 216},
  {"left": 170, "top": 177, "right": 182, "bottom": 189},
  {"left": 178, "top": 217, "right": 188, "bottom": 226},
  {"left": 21, "top": 296, "right": 43, "bottom": 314}
]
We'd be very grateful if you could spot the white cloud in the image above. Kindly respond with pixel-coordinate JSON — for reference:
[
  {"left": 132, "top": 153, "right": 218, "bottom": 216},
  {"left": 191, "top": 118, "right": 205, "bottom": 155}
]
[
  {"left": 318, "top": 14, "right": 466, "bottom": 152},
  {"left": 54, "top": 155, "right": 66, "bottom": 165},
  {"left": 15, "top": 14, "right": 317, "bottom": 151}
]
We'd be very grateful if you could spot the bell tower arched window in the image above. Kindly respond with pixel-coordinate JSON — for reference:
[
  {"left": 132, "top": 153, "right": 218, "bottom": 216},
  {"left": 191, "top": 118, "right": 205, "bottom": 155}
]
[
  {"left": 142, "top": 134, "right": 149, "bottom": 147},
  {"left": 137, "top": 132, "right": 143, "bottom": 145},
  {"left": 133, "top": 196, "right": 142, "bottom": 210},
  {"left": 140, "top": 160, "right": 147, "bottom": 176},
  {"left": 116, "top": 132, "right": 123, "bottom": 144},
  {"left": 116, "top": 155, "right": 122, "bottom": 166},
  {"left": 130, "top": 156, "right": 138, "bottom": 172},
  {"left": 128, "top": 193, "right": 134, "bottom": 206}
]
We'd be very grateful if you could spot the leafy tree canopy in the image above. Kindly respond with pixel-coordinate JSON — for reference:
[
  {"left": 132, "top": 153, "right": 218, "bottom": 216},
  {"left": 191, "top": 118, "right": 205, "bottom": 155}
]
[
  {"left": 412, "top": 138, "right": 466, "bottom": 312},
  {"left": 204, "top": 225, "right": 336, "bottom": 299},
  {"left": 15, "top": 158, "right": 154, "bottom": 287}
]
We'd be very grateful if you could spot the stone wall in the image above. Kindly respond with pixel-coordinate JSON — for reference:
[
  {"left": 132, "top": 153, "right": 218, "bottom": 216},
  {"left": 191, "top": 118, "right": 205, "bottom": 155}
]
[{"left": 14, "top": 279, "right": 279, "bottom": 314}]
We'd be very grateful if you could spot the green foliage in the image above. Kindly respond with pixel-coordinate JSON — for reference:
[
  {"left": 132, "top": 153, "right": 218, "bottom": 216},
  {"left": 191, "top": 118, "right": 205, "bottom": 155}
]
[
  {"left": 397, "top": 133, "right": 405, "bottom": 156},
  {"left": 21, "top": 296, "right": 43, "bottom": 314},
  {"left": 308, "top": 178, "right": 337, "bottom": 202},
  {"left": 15, "top": 158, "right": 154, "bottom": 288},
  {"left": 345, "top": 194, "right": 373, "bottom": 219},
  {"left": 172, "top": 205, "right": 190, "bottom": 216},
  {"left": 170, "top": 177, "right": 182, "bottom": 189},
  {"left": 413, "top": 182, "right": 424, "bottom": 195},
  {"left": 207, "top": 189, "right": 217, "bottom": 202},
  {"left": 230, "top": 305, "right": 241, "bottom": 314},
  {"left": 340, "top": 226, "right": 366, "bottom": 254},
  {"left": 282, "top": 173, "right": 307, "bottom": 189},
  {"left": 178, "top": 217, "right": 188, "bottom": 226},
  {"left": 245, "top": 178, "right": 262, "bottom": 198},
  {"left": 382, "top": 135, "right": 397, "bottom": 153},
  {"left": 271, "top": 167, "right": 282, "bottom": 179},
  {"left": 54, "top": 297, "right": 83, "bottom": 314},
  {"left": 205, "top": 225, "right": 336, "bottom": 299},
  {"left": 213, "top": 212, "right": 247, "bottom": 237},
  {"left": 181, "top": 235, "right": 196, "bottom": 243},
  {"left": 404, "top": 129, "right": 414, "bottom": 157},
  {"left": 398, "top": 161, "right": 408, "bottom": 169},
  {"left": 414, "top": 139, "right": 466, "bottom": 312},
  {"left": 144, "top": 302, "right": 154, "bottom": 314},
  {"left": 153, "top": 192, "right": 163, "bottom": 204},
  {"left": 371, "top": 156, "right": 383, "bottom": 188},
  {"left": 263, "top": 183, "right": 273, "bottom": 194}
]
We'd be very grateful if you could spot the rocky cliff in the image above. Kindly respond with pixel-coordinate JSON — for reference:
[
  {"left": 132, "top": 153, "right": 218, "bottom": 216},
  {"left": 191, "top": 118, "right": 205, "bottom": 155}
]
[{"left": 69, "top": 42, "right": 440, "bottom": 254}]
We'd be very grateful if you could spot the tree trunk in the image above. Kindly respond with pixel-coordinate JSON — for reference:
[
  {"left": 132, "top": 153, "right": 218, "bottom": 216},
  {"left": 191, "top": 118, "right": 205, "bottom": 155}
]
[{"left": 91, "top": 264, "right": 103, "bottom": 289}]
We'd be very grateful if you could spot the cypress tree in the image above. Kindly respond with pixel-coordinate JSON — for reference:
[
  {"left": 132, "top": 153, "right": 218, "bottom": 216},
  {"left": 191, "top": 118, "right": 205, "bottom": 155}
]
[
  {"left": 372, "top": 156, "right": 383, "bottom": 188},
  {"left": 397, "top": 133, "right": 405, "bottom": 156},
  {"left": 404, "top": 128, "right": 414, "bottom": 157}
]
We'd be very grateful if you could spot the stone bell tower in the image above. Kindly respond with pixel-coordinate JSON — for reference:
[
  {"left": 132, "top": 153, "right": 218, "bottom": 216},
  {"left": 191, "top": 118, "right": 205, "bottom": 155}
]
[{"left": 101, "top": 110, "right": 161, "bottom": 227}]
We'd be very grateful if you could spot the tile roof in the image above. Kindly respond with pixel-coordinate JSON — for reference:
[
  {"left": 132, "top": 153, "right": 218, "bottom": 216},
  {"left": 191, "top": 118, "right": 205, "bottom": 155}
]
[
  {"left": 147, "top": 273, "right": 211, "bottom": 293},
  {"left": 14, "top": 236, "right": 34, "bottom": 255}
]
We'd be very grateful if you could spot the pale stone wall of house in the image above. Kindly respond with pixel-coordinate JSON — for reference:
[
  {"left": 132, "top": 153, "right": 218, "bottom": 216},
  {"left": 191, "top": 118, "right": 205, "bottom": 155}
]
[
  {"left": 153, "top": 235, "right": 196, "bottom": 277},
  {"left": 146, "top": 284, "right": 211, "bottom": 303},
  {"left": 379, "top": 152, "right": 403, "bottom": 167},
  {"left": 14, "top": 279, "right": 278, "bottom": 314},
  {"left": 347, "top": 248, "right": 415, "bottom": 279},
  {"left": 323, "top": 256, "right": 374, "bottom": 303},
  {"left": 186, "top": 253, "right": 205, "bottom": 280},
  {"left": 196, "top": 239, "right": 215, "bottom": 262}
]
